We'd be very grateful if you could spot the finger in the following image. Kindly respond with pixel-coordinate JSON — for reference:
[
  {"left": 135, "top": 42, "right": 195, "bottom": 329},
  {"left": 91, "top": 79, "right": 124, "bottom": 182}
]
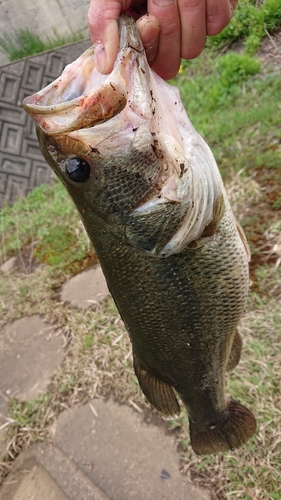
[
  {"left": 206, "top": 0, "right": 238, "bottom": 36},
  {"left": 148, "top": 0, "right": 181, "bottom": 80},
  {"left": 88, "top": 0, "right": 130, "bottom": 74},
  {"left": 136, "top": 15, "right": 161, "bottom": 66},
  {"left": 178, "top": 0, "right": 207, "bottom": 60}
]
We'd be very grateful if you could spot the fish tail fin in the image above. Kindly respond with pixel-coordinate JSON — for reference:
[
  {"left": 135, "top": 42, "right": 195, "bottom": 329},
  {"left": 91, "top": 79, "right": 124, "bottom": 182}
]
[
  {"left": 133, "top": 354, "right": 180, "bottom": 417},
  {"left": 189, "top": 399, "right": 256, "bottom": 455}
]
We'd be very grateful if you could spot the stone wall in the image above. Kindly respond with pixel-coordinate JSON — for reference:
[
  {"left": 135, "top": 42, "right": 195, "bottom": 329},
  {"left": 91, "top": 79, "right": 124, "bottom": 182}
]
[{"left": 0, "top": 39, "right": 91, "bottom": 207}]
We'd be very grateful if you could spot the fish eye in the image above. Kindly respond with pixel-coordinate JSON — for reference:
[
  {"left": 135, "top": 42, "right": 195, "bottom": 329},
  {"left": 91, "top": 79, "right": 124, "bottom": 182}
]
[{"left": 65, "top": 158, "right": 91, "bottom": 182}]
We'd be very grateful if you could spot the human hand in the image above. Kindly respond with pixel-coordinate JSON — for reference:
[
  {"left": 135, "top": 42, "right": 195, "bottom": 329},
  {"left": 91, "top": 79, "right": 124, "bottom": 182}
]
[{"left": 88, "top": 0, "right": 238, "bottom": 80}]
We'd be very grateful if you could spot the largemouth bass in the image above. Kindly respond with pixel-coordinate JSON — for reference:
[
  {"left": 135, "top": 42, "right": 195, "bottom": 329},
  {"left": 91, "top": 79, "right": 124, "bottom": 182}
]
[{"left": 23, "top": 15, "right": 256, "bottom": 455}]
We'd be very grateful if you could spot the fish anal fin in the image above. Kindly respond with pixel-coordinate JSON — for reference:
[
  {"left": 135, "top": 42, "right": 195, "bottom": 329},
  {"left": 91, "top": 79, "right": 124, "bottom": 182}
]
[
  {"left": 133, "top": 355, "right": 180, "bottom": 417},
  {"left": 226, "top": 330, "right": 243, "bottom": 372},
  {"left": 189, "top": 398, "right": 256, "bottom": 456}
]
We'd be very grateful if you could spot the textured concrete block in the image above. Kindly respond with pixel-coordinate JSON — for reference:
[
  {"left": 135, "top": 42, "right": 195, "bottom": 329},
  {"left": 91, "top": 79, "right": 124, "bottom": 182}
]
[
  {"left": 0, "top": 39, "right": 92, "bottom": 206},
  {"left": 0, "top": 72, "right": 21, "bottom": 103}
]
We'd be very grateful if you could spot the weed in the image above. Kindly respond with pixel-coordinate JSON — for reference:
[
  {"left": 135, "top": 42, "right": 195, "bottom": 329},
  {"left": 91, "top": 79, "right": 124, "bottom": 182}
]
[
  {"left": 0, "top": 182, "right": 96, "bottom": 277},
  {"left": 208, "top": 0, "right": 281, "bottom": 54},
  {"left": 1, "top": 393, "right": 59, "bottom": 466},
  {"left": 82, "top": 334, "right": 94, "bottom": 351},
  {"left": 179, "top": 51, "right": 261, "bottom": 113},
  {"left": 174, "top": 60, "right": 281, "bottom": 179},
  {"left": 0, "top": 28, "right": 85, "bottom": 62}
]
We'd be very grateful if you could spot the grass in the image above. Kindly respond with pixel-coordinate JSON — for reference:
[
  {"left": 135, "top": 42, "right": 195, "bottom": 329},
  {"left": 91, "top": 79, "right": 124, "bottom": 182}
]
[
  {"left": 0, "top": 5, "right": 281, "bottom": 499},
  {"left": 171, "top": 283, "right": 281, "bottom": 499},
  {"left": 0, "top": 28, "right": 85, "bottom": 62},
  {"left": 0, "top": 182, "right": 97, "bottom": 281},
  {"left": 174, "top": 54, "right": 281, "bottom": 180},
  {"left": 207, "top": 0, "right": 281, "bottom": 55}
]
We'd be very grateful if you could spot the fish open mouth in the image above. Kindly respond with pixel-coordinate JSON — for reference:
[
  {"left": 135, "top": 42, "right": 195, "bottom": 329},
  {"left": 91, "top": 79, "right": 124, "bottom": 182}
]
[
  {"left": 22, "top": 45, "right": 128, "bottom": 134},
  {"left": 23, "top": 16, "right": 153, "bottom": 135}
]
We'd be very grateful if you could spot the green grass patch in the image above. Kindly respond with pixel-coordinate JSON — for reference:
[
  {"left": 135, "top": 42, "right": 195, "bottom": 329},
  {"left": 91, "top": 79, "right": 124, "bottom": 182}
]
[
  {"left": 179, "top": 51, "right": 261, "bottom": 112},
  {"left": 208, "top": 0, "right": 281, "bottom": 54},
  {"left": 0, "top": 28, "right": 85, "bottom": 61},
  {"left": 173, "top": 53, "right": 281, "bottom": 179},
  {"left": 0, "top": 182, "right": 95, "bottom": 275}
]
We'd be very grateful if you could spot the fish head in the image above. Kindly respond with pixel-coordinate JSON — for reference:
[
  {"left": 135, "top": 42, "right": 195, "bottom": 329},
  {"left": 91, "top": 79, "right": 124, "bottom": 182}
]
[{"left": 23, "top": 15, "right": 224, "bottom": 256}]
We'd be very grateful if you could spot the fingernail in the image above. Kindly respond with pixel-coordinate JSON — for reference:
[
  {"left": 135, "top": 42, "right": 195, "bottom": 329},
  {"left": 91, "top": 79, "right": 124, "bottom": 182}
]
[
  {"left": 153, "top": 0, "right": 174, "bottom": 5},
  {"left": 94, "top": 42, "right": 107, "bottom": 74}
]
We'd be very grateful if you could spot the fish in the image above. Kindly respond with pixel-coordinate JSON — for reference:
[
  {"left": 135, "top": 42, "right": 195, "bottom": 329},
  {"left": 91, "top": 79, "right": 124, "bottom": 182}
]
[{"left": 23, "top": 15, "right": 256, "bottom": 455}]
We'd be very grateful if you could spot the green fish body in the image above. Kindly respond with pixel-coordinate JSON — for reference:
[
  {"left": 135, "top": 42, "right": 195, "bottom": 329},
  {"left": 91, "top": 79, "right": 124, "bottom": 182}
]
[{"left": 23, "top": 15, "right": 256, "bottom": 455}]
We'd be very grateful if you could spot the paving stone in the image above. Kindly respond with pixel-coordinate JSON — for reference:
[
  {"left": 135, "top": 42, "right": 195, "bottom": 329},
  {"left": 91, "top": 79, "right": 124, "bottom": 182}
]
[
  {"left": 0, "top": 443, "right": 109, "bottom": 500},
  {"left": 60, "top": 265, "right": 109, "bottom": 310},
  {"left": 0, "top": 395, "right": 7, "bottom": 423},
  {"left": 54, "top": 399, "right": 210, "bottom": 500},
  {"left": 0, "top": 394, "right": 8, "bottom": 451},
  {"left": 0, "top": 315, "right": 64, "bottom": 401},
  {"left": 0, "top": 256, "right": 16, "bottom": 274}
]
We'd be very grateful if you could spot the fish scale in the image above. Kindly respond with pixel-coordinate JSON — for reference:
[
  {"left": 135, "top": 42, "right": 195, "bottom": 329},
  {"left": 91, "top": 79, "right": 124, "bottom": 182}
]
[{"left": 23, "top": 15, "right": 256, "bottom": 455}]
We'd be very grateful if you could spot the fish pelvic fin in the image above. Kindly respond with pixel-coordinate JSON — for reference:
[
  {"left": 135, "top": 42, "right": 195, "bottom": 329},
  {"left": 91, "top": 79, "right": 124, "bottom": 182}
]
[
  {"left": 226, "top": 330, "right": 243, "bottom": 372},
  {"left": 201, "top": 193, "right": 225, "bottom": 238},
  {"left": 236, "top": 218, "right": 251, "bottom": 262},
  {"left": 133, "top": 355, "right": 180, "bottom": 417},
  {"left": 189, "top": 398, "right": 256, "bottom": 456}
]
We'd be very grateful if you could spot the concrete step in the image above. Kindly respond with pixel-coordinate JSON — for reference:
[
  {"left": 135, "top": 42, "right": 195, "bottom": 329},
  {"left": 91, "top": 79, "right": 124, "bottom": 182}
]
[
  {"left": 0, "top": 442, "right": 109, "bottom": 500},
  {"left": 53, "top": 399, "right": 210, "bottom": 500}
]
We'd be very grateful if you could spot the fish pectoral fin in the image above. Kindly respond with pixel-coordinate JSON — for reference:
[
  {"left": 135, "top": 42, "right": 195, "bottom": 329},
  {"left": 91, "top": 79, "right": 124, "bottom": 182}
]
[
  {"left": 189, "top": 398, "right": 256, "bottom": 456},
  {"left": 226, "top": 330, "right": 243, "bottom": 372},
  {"left": 133, "top": 355, "right": 180, "bottom": 417}
]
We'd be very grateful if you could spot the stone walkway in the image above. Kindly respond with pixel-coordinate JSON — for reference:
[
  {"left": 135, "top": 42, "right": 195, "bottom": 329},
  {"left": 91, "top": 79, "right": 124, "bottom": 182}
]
[{"left": 0, "top": 264, "right": 210, "bottom": 500}]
